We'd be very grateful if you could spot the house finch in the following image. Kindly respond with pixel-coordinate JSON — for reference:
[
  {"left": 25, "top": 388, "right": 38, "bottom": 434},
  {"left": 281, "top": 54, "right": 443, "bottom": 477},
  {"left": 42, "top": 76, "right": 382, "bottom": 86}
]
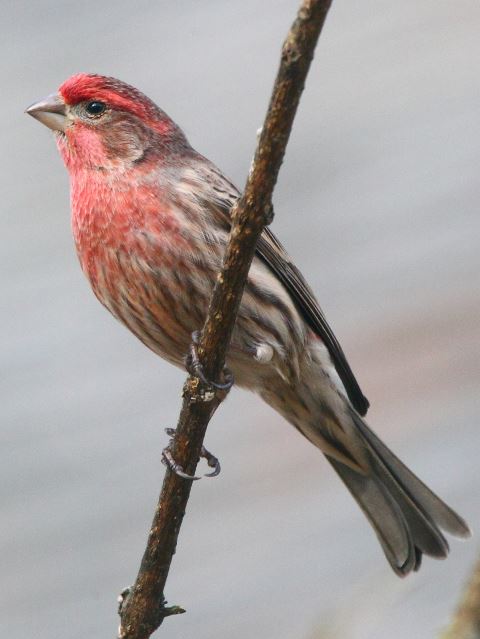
[{"left": 26, "top": 73, "right": 470, "bottom": 576}]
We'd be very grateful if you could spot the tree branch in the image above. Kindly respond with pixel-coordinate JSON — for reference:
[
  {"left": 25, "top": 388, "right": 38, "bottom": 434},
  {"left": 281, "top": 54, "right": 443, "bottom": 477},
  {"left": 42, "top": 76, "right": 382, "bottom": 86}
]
[
  {"left": 440, "top": 555, "right": 480, "bottom": 639},
  {"left": 118, "top": 2, "right": 333, "bottom": 637}
]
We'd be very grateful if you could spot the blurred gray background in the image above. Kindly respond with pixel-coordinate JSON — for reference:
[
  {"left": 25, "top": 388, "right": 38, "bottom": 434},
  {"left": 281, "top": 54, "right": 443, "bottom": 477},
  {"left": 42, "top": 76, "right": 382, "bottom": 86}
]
[{"left": 2, "top": 1, "right": 479, "bottom": 637}]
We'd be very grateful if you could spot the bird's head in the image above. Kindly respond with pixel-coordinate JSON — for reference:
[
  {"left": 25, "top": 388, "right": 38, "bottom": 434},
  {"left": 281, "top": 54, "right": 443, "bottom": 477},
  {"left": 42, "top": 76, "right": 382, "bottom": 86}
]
[{"left": 26, "top": 73, "right": 187, "bottom": 172}]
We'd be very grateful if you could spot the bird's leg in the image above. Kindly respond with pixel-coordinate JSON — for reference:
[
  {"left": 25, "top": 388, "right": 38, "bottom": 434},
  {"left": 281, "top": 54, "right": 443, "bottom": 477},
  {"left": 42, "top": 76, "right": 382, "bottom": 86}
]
[
  {"left": 185, "top": 330, "right": 234, "bottom": 391},
  {"left": 161, "top": 428, "right": 221, "bottom": 480}
]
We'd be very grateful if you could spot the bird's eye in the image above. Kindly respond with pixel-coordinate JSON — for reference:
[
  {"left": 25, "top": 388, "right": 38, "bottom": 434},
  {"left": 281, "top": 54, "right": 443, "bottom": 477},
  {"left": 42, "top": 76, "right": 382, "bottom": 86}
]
[{"left": 85, "top": 101, "right": 106, "bottom": 117}]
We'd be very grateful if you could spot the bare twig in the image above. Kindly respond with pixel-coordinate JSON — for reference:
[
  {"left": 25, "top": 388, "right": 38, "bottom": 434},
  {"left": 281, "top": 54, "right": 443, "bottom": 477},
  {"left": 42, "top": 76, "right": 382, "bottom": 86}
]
[
  {"left": 118, "top": 1, "right": 333, "bottom": 637},
  {"left": 441, "top": 555, "right": 480, "bottom": 639}
]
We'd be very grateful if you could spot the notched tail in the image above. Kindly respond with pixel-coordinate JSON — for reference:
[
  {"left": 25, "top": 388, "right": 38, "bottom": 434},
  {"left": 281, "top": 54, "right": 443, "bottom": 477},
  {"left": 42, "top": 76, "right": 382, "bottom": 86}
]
[{"left": 328, "top": 410, "right": 471, "bottom": 576}]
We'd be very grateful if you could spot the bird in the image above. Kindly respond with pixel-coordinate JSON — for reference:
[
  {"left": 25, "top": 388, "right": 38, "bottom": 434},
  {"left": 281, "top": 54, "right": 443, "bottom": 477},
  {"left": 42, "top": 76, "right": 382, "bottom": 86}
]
[{"left": 26, "top": 73, "right": 470, "bottom": 576}]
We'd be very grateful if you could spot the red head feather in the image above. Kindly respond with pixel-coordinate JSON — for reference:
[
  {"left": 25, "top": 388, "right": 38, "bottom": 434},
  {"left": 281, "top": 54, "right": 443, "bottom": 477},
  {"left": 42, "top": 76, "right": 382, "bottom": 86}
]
[{"left": 59, "top": 73, "right": 174, "bottom": 135}]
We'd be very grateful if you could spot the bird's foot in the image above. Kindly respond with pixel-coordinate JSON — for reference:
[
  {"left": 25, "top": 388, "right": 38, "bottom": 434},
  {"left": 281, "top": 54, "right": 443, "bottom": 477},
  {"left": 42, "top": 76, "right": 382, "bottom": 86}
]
[
  {"left": 185, "top": 330, "right": 234, "bottom": 391},
  {"left": 161, "top": 428, "right": 221, "bottom": 480}
]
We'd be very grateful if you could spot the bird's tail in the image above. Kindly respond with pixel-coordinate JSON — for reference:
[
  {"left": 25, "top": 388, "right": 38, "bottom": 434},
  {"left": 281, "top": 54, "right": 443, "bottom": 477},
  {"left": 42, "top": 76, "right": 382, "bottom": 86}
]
[{"left": 326, "top": 408, "right": 471, "bottom": 576}]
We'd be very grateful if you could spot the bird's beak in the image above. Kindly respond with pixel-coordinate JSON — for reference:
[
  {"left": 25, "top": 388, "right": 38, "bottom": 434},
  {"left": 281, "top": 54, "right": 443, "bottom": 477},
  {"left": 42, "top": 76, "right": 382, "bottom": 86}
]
[{"left": 25, "top": 93, "right": 67, "bottom": 132}]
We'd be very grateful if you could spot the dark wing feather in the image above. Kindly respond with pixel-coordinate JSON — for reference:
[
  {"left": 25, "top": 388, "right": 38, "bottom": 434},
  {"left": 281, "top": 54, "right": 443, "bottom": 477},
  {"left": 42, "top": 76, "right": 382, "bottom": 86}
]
[
  {"left": 256, "top": 228, "right": 369, "bottom": 416},
  {"left": 193, "top": 156, "right": 370, "bottom": 416}
]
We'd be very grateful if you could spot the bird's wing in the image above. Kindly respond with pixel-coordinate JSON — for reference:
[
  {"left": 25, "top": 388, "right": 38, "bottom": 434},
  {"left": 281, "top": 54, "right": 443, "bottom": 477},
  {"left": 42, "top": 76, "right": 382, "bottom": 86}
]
[
  {"left": 255, "top": 228, "right": 369, "bottom": 416},
  {"left": 192, "top": 158, "right": 370, "bottom": 415}
]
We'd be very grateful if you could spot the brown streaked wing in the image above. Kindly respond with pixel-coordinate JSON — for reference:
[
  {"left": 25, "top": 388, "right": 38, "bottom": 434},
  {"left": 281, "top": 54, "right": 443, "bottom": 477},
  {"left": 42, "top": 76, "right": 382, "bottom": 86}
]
[
  {"left": 256, "top": 228, "right": 369, "bottom": 416},
  {"left": 194, "top": 155, "right": 370, "bottom": 416}
]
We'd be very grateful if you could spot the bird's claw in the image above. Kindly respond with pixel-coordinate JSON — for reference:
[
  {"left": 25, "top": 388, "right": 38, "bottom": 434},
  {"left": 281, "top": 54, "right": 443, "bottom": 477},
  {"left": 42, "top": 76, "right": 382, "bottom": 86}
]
[
  {"left": 201, "top": 445, "right": 221, "bottom": 477},
  {"left": 162, "top": 428, "right": 221, "bottom": 480},
  {"left": 162, "top": 447, "right": 201, "bottom": 480},
  {"left": 186, "top": 331, "right": 234, "bottom": 391}
]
